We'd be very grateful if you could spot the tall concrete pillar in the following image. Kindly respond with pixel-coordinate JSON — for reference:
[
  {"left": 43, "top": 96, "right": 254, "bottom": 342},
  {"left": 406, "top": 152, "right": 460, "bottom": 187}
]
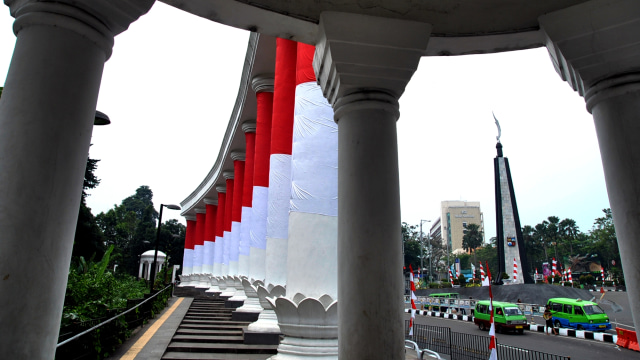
[
  {"left": 203, "top": 200, "right": 218, "bottom": 275},
  {"left": 229, "top": 151, "right": 246, "bottom": 277},
  {"left": 249, "top": 76, "right": 274, "bottom": 282},
  {"left": 0, "top": 1, "right": 154, "bottom": 358},
  {"left": 221, "top": 171, "right": 236, "bottom": 297},
  {"left": 313, "top": 12, "right": 431, "bottom": 359},
  {"left": 180, "top": 215, "right": 196, "bottom": 285},
  {"left": 539, "top": 0, "right": 640, "bottom": 335},
  {"left": 193, "top": 209, "right": 206, "bottom": 286},
  {"left": 239, "top": 121, "right": 257, "bottom": 277},
  {"left": 213, "top": 188, "right": 227, "bottom": 278}
]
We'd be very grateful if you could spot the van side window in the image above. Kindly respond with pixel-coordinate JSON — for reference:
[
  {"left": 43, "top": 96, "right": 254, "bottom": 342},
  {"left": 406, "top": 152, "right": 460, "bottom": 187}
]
[
  {"left": 551, "top": 303, "right": 562, "bottom": 312},
  {"left": 477, "top": 304, "right": 488, "bottom": 314},
  {"left": 564, "top": 304, "right": 573, "bottom": 314},
  {"left": 575, "top": 307, "right": 584, "bottom": 315}
]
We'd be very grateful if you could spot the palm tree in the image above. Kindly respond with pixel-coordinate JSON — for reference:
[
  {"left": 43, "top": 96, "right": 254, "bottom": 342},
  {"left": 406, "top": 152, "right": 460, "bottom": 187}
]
[
  {"left": 534, "top": 221, "right": 549, "bottom": 261},
  {"left": 547, "top": 216, "right": 561, "bottom": 259},
  {"left": 559, "top": 218, "right": 579, "bottom": 256},
  {"left": 462, "top": 223, "right": 484, "bottom": 266}
]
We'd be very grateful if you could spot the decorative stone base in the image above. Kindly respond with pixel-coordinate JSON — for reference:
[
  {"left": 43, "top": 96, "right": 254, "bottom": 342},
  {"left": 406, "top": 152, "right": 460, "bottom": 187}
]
[
  {"left": 232, "top": 310, "right": 260, "bottom": 322},
  {"left": 243, "top": 330, "right": 282, "bottom": 345}
]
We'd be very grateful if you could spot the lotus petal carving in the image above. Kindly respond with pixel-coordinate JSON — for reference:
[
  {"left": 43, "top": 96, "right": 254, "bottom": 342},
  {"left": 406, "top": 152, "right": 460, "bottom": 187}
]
[{"left": 268, "top": 293, "right": 338, "bottom": 338}]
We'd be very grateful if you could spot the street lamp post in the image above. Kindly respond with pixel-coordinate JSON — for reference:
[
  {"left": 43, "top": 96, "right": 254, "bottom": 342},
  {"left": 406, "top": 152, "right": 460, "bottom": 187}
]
[
  {"left": 150, "top": 203, "right": 181, "bottom": 292},
  {"left": 419, "top": 219, "right": 430, "bottom": 282}
]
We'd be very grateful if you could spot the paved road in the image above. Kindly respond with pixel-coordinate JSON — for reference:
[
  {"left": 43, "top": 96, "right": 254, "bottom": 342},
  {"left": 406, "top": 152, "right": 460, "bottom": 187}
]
[{"left": 406, "top": 313, "right": 638, "bottom": 359}]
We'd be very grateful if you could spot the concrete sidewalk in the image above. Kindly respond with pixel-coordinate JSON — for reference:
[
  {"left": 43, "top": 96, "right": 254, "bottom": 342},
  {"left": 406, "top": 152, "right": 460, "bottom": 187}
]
[{"left": 106, "top": 296, "right": 193, "bottom": 360}]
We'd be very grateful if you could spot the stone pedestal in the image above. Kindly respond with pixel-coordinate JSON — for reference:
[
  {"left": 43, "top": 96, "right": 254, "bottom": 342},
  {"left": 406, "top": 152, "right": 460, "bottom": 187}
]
[{"left": 247, "top": 284, "right": 286, "bottom": 334}]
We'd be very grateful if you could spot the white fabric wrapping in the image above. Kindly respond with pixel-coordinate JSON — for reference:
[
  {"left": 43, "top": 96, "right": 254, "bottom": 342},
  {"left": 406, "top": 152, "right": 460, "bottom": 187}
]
[
  {"left": 202, "top": 241, "right": 214, "bottom": 274},
  {"left": 223, "top": 231, "right": 231, "bottom": 265},
  {"left": 250, "top": 186, "right": 268, "bottom": 249},
  {"left": 213, "top": 236, "right": 223, "bottom": 275},
  {"left": 182, "top": 248, "right": 193, "bottom": 275},
  {"left": 193, "top": 244, "right": 203, "bottom": 274},
  {"left": 240, "top": 206, "right": 252, "bottom": 256},
  {"left": 290, "top": 82, "right": 337, "bottom": 216},
  {"left": 267, "top": 153, "right": 292, "bottom": 239},
  {"left": 231, "top": 221, "right": 241, "bottom": 262}
]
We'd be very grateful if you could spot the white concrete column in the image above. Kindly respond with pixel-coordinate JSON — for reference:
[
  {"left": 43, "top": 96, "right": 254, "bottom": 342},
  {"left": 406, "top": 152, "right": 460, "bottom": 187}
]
[
  {"left": 0, "top": 1, "right": 153, "bottom": 358},
  {"left": 239, "top": 121, "right": 257, "bottom": 277},
  {"left": 539, "top": 0, "right": 640, "bottom": 335},
  {"left": 181, "top": 215, "right": 197, "bottom": 283},
  {"left": 192, "top": 209, "right": 206, "bottom": 279},
  {"left": 313, "top": 12, "right": 431, "bottom": 359},
  {"left": 213, "top": 187, "right": 226, "bottom": 278},
  {"left": 221, "top": 170, "right": 235, "bottom": 279},
  {"left": 138, "top": 261, "right": 144, "bottom": 279}
]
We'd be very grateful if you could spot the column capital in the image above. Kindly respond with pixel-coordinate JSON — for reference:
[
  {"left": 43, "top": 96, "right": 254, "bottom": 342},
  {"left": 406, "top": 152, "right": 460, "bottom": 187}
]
[
  {"left": 230, "top": 150, "right": 246, "bottom": 161},
  {"left": 195, "top": 208, "right": 206, "bottom": 214},
  {"left": 185, "top": 215, "right": 197, "bottom": 221},
  {"left": 6, "top": 0, "right": 155, "bottom": 59},
  {"left": 313, "top": 11, "right": 431, "bottom": 107},
  {"left": 242, "top": 120, "right": 257, "bottom": 133},
  {"left": 223, "top": 170, "right": 234, "bottom": 180},
  {"left": 252, "top": 74, "right": 275, "bottom": 93},
  {"left": 539, "top": 0, "right": 640, "bottom": 107},
  {"left": 204, "top": 198, "right": 218, "bottom": 206},
  {"left": 216, "top": 185, "right": 227, "bottom": 193}
]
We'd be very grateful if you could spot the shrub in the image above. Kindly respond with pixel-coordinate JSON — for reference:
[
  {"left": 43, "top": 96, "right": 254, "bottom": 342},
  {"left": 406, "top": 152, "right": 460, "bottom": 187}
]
[
  {"left": 441, "top": 282, "right": 452, "bottom": 288},
  {"left": 458, "top": 274, "right": 467, "bottom": 287},
  {"left": 428, "top": 282, "right": 440, "bottom": 289}
]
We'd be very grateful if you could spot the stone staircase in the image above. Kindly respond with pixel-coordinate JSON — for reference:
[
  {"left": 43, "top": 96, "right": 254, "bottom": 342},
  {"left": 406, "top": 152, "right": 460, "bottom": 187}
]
[{"left": 162, "top": 297, "right": 278, "bottom": 360}]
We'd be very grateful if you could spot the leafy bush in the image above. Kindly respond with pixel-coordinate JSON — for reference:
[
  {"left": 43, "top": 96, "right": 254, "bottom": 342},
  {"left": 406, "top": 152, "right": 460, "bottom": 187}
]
[
  {"left": 457, "top": 274, "right": 467, "bottom": 287},
  {"left": 428, "top": 282, "right": 440, "bottom": 289},
  {"left": 440, "top": 282, "right": 452, "bottom": 288},
  {"left": 579, "top": 274, "right": 595, "bottom": 285}
]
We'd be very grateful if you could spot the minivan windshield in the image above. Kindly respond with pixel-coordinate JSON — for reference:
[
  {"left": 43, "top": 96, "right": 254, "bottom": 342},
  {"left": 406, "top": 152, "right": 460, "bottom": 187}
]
[
  {"left": 503, "top": 307, "right": 523, "bottom": 316},
  {"left": 583, "top": 304, "right": 605, "bottom": 315}
]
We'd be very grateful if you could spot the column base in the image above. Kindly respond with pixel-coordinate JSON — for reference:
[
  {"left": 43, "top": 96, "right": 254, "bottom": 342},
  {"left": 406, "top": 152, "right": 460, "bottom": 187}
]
[{"left": 271, "top": 337, "right": 338, "bottom": 360}]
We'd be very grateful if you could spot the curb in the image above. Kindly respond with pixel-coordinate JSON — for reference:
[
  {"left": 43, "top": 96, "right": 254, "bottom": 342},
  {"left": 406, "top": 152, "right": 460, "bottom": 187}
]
[{"left": 405, "top": 308, "right": 617, "bottom": 344}]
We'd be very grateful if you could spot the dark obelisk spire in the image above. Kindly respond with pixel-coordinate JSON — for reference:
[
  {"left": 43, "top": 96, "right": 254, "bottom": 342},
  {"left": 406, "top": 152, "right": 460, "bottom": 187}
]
[{"left": 493, "top": 117, "right": 533, "bottom": 285}]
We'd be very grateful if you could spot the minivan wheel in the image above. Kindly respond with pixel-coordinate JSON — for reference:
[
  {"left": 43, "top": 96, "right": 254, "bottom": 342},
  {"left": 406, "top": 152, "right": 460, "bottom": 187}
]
[
  {"left": 518, "top": 329, "right": 524, "bottom": 335},
  {"left": 479, "top": 322, "right": 486, "bottom": 331},
  {"left": 554, "top": 320, "right": 562, "bottom": 328},
  {"left": 577, "top": 325, "right": 585, "bottom": 330}
]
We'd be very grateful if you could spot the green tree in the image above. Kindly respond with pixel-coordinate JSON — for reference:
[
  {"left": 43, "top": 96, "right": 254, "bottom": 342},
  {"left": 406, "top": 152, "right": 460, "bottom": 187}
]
[
  {"left": 587, "top": 209, "right": 620, "bottom": 274},
  {"left": 72, "top": 156, "right": 105, "bottom": 260},
  {"left": 462, "top": 223, "right": 483, "bottom": 265},
  {"left": 559, "top": 218, "right": 579, "bottom": 256}
]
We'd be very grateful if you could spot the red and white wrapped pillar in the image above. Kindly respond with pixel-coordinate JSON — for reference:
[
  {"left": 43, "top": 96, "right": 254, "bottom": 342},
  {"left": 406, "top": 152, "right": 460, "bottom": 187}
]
[
  {"left": 229, "top": 151, "right": 245, "bottom": 276},
  {"left": 213, "top": 188, "right": 227, "bottom": 277},
  {"left": 409, "top": 265, "right": 417, "bottom": 336},
  {"left": 192, "top": 210, "right": 206, "bottom": 278},
  {"left": 180, "top": 215, "right": 196, "bottom": 284},
  {"left": 239, "top": 122, "right": 257, "bottom": 276},
  {"left": 222, "top": 171, "right": 235, "bottom": 277},
  {"left": 480, "top": 262, "right": 485, "bottom": 283},
  {"left": 264, "top": 38, "right": 297, "bottom": 288},
  {"left": 249, "top": 76, "right": 274, "bottom": 282},
  {"left": 202, "top": 200, "right": 217, "bottom": 275},
  {"left": 513, "top": 258, "right": 518, "bottom": 283}
]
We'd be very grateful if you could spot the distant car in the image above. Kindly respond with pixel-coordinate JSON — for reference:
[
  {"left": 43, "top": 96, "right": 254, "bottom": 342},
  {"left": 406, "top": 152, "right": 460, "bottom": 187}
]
[
  {"left": 474, "top": 300, "right": 527, "bottom": 334},
  {"left": 547, "top": 298, "right": 611, "bottom": 331}
]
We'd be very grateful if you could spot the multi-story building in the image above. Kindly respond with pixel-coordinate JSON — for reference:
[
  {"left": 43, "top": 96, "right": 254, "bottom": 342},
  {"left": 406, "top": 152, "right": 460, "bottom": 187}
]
[{"left": 430, "top": 201, "right": 484, "bottom": 254}]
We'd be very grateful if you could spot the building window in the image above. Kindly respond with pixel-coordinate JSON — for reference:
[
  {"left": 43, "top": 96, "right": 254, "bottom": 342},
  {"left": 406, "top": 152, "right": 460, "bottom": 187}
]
[{"left": 462, "top": 222, "right": 467, "bottom": 228}]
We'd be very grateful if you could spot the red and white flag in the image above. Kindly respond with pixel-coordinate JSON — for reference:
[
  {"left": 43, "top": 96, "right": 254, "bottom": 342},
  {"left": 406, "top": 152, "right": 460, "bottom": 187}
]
[
  {"left": 449, "top": 268, "right": 454, "bottom": 283},
  {"left": 487, "top": 261, "right": 498, "bottom": 360},
  {"left": 568, "top": 269, "right": 573, "bottom": 284},
  {"left": 409, "top": 265, "right": 417, "bottom": 336},
  {"left": 513, "top": 258, "right": 518, "bottom": 282},
  {"left": 480, "top": 262, "right": 485, "bottom": 282},
  {"left": 481, "top": 262, "right": 490, "bottom": 286}
]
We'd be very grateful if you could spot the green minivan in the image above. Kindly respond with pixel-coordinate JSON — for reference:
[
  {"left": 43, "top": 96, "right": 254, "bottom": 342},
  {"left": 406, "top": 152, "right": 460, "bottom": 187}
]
[
  {"left": 474, "top": 300, "right": 528, "bottom": 334},
  {"left": 547, "top": 298, "right": 611, "bottom": 331}
]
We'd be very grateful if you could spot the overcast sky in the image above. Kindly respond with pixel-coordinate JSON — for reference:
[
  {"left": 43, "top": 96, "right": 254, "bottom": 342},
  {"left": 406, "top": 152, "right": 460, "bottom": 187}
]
[{"left": 0, "top": 3, "right": 611, "bottom": 244}]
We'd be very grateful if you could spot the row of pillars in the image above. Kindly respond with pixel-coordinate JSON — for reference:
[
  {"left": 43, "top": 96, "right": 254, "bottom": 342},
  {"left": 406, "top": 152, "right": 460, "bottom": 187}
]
[{"left": 1, "top": 1, "right": 640, "bottom": 359}]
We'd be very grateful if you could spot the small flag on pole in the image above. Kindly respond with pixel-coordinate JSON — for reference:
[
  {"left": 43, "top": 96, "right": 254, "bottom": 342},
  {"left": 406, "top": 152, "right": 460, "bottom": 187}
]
[
  {"left": 535, "top": 268, "right": 538, "bottom": 284},
  {"left": 487, "top": 261, "right": 498, "bottom": 360},
  {"left": 481, "top": 262, "right": 489, "bottom": 286},
  {"left": 568, "top": 268, "right": 573, "bottom": 285},
  {"left": 449, "top": 268, "right": 454, "bottom": 283},
  {"left": 513, "top": 258, "right": 518, "bottom": 282}
]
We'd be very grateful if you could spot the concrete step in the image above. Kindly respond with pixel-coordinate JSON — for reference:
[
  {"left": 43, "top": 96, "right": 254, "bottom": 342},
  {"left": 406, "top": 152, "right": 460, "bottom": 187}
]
[
  {"left": 162, "top": 351, "right": 274, "bottom": 359},
  {"left": 184, "top": 314, "right": 233, "bottom": 319},
  {"left": 176, "top": 328, "right": 244, "bottom": 336},
  {"left": 172, "top": 334, "right": 244, "bottom": 343},
  {"left": 166, "top": 342, "right": 278, "bottom": 354},
  {"left": 179, "top": 324, "right": 248, "bottom": 331},
  {"left": 182, "top": 319, "right": 248, "bottom": 326}
]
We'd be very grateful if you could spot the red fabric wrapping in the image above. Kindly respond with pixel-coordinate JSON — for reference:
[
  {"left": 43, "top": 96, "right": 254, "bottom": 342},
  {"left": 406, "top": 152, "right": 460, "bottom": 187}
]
[
  {"left": 215, "top": 192, "right": 226, "bottom": 238},
  {"left": 224, "top": 178, "right": 234, "bottom": 232},
  {"left": 242, "top": 131, "right": 256, "bottom": 206},
  {"left": 232, "top": 160, "right": 245, "bottom": 222},
  {"left": 296, "top": 43, "right": 316, "bottom": 85},
  {"left": 254, "top": 91, "right": 273, "bottom": 187},
  {"left": 195, "top": 212, "right": 206, "bottom": 246},
  {"left": 204, "top": 204, "right": 217, "bottom": 242},
  {"left": 185, "top": 219, "right": 196, "bottom": 250},
  {"left": 271, "top": 38, "right": 297, "bottom": 156}
]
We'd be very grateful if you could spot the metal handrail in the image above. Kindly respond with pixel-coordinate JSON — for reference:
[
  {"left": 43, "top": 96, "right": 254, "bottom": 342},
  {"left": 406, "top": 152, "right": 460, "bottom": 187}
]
[
  {"left": 56, "top": 284, "right": 173, "bottom": 347},
  {"left": 404, "top": 339, "right": 443, "bottom": 359}
]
